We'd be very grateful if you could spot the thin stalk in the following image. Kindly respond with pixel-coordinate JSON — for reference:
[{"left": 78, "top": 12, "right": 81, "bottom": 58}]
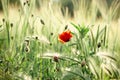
[
  {"left": 90, "top": 29, "right": 96, "bottom": 54},
  {"left": 100, "top": 68, "right": 103, "bottom": 80},
  {"left": 103, "top": 26, "right": 107, "bottom": 46},
  {"left": 112, "top": 24, "right": 118, "bottom": 54},
  {"left": 66, "top": 70, "right": 85, "bottom": 80},
  {"left": 1, "top": 0, "right": 10, "bottom": 47},
  {"left": 5, "top": 22, "right": 10, "bottom": 47}
]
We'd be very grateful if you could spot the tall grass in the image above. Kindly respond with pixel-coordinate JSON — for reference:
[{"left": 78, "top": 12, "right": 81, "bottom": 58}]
[{"left": 0, "top": 0, "right": 120, "bottom": 80}]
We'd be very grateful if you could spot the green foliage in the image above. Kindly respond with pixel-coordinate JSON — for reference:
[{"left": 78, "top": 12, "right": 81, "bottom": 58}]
[{"left": 71, "top": 23, "right": 89, "bottom": 38}]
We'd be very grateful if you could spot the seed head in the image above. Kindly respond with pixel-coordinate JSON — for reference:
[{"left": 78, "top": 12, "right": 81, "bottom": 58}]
[
  {"left": 28, "top": 3, "right": 30, "bottom": 6},
  {"left": 10, "top": 23, "right": 13, "bottom": 28},
  {"left": 35, "top": 36, "right": 38, "bottom": 40},
  {"left": 23, "top": 2, "right": 26, "bottom": 6},
  {"left": 53, "top": 56, "right": 59, "bottom": 62},
  {"left": 2, "top": 18, "right": 5, "bottom": 22},
  {"left": 101, "top": 40, "right": 103, "bottom": 43},
  {"left": 0, "top": 60, "right": 3, "bottom": 63},
  {"left": 25, "top": 39, "right": 30, "bottom": 46},
  {"left": 11, "top": 36, "right": 14, "bottom": 40},
  {"left": 21, "top": 57, "right": 25, "bottom": 62},
  {"left": 56, "top": 68, "right": 60, "bottom": 72},
  {"left": 50, "top": 32, "right": 53, "bottom": 36},
  {"left": 40, "top": 19, "right": 45, "bottom": 25},
  {"left": 49, "top": 43, "right": 52, "bottom": 46},
  {"left": 97, "top": 42, "right": 101, "bottom": 48},
  {"left": 18, "top": 9, "right": 20, "bottom": 12},
  {"left": 25, "top": 46, "right": 30, "bottom": 53},
  {"left": 26, "top": 0, "right": 29, "bottom": 4},
  {"left": 31, "top": 14, "right": 34, "bottom": 17},
  {"left": 81, "top": 60, "right": 86, "bottom": 67},
  {"left": 64, "top": 25, "right": 68, "bottom": 30}
]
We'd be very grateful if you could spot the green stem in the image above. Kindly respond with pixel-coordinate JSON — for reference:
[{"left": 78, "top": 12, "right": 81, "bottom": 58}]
[{"left": 6, "top": 22, "right": 10, "bottom": 47}]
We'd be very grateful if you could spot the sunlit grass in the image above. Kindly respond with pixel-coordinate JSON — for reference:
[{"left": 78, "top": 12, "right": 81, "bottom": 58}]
[{"left": 0, "top": 0, "right": 120, "bottom": 80}]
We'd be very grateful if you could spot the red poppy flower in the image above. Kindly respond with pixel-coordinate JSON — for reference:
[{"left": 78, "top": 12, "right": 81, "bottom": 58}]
[{"left": 58, "top": 30, "right": 72, "bottom": 43}]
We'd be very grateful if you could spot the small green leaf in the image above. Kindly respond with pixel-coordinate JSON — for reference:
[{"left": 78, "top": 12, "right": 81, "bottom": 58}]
[{"left": 71, "top": 23, "right": 81, "bottom": 33}]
